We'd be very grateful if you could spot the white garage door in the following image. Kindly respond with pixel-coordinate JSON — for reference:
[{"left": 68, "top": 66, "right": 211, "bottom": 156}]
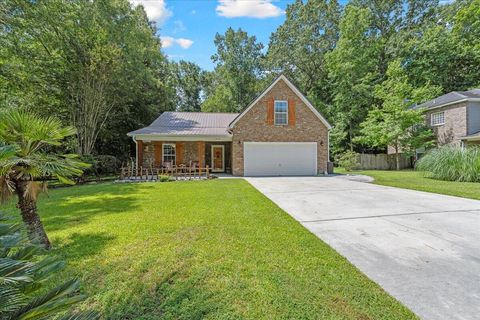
[{"left": 244, "top": 142, "right": 317, "bottom": 176}]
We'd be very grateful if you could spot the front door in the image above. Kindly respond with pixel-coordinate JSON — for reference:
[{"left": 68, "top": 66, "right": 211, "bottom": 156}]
[{"left": 211, "top": 145, "right": 224, "bottom": 172}]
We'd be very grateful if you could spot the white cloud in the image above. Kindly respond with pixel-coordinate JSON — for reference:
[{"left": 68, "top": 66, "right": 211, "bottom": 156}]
[
  {"left": 130, "top": 0, "right": 172, "bottom": 25},
  {"left": 216, "top": 0, "right": 284, "bottom": 19},
  {"left": 176, "top": 38, "right": 194, "bottom": 49},
  {"left": 161, "top": 36, "right": 194, "bottom": 49},
  {"left": 161, "top": 36, "right": 175, "bottom": 48},
  {"left": 191, "top": 10, "right": 196, "bottom": 15}
]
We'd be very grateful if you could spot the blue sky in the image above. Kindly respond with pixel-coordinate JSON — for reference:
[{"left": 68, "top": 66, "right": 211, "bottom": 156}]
[{"left": 130, "top": 0, "right": 298, "bottom": 70}]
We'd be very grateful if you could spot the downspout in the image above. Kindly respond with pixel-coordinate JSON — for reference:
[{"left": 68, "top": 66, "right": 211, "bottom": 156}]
[{"left": 132, "top": 136, "right": 138, "bottom": 171}]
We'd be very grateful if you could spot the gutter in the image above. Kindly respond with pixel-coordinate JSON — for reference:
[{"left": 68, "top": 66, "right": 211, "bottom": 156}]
[{"left": 417, "top": 98, "right": 480, "bottom": 112}]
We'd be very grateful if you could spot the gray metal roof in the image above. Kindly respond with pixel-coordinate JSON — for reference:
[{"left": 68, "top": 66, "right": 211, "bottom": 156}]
[
  {"left": 413, "top": 89, "right": 480, "bottom": 110},
  {"left": 127, "top": 112, "right": 239, "bottom": 137}
]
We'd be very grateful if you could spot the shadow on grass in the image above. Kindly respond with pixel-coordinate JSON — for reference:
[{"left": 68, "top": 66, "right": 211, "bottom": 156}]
[
  {"left": 53, "top": 232, "right": 115, "bottom": 262},
  {"left": 41, "top": 183, "right": 153, "bottom": 232}
]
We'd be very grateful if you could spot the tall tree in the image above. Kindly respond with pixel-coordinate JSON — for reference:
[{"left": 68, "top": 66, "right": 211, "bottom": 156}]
[
  {"left": 402, "top": 0, "right": 480, "bottom": 93},
  {"left": 171, "top": 61, "right": 204, "bottom": 112},
  {"left": 356, "top": 60, "right": 441, "bottom": 170},
  {"left": 0, "top": 110, "right": 88, "bottom": 249},
  {"left": 0, "top": 0, "right": 175, "bottom": 158},
  {"left": 266, "top": 0, "right": 341, "bottom": 111},
  {"left": 202, "top": 27, "right": 264, "bottom": 112},
  {"left": 326, "top": 5, "right": 379, "bottom": 154}
]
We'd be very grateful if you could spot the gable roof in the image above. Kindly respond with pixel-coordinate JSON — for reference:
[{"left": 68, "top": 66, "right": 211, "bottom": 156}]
[
  {"left": 127, "top": 112, "right": 239, "bottom": 137},
  {"left": 413, "top": 89, "right": 480, "bottom": 110},
  {"left": 228, "top": 74, "right": 332, "bottom": 130}
]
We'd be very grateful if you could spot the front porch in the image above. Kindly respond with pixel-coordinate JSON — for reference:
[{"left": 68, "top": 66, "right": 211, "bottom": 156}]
[{"left": 136, "top": 140, "right": 233, "bottom": 174}]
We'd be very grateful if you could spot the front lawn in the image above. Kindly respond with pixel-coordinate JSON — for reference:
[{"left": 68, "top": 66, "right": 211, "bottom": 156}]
[
  {"left": 338, "top": 168, "right": 480, "bottom": 200},
  {"left": 17, "top": 180, "right": 414, "bottom": 319}
]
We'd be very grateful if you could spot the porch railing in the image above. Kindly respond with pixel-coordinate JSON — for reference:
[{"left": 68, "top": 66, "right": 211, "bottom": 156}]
[{"left": 119, "top": 164, "right": 211, "bottom": 181}]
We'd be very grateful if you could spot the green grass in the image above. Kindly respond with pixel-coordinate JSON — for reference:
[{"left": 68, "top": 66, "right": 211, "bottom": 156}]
[
  {"left": 12, "top": 180, "right": 415, "bottom": 319},
  {"left": 337, "top": 168, "right": 480, "bottom": 200}
]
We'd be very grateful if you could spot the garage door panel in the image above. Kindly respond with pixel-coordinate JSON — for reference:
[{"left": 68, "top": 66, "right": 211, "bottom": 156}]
[{"left": 244, "top": 142, "right": 317, "bottom": 176}]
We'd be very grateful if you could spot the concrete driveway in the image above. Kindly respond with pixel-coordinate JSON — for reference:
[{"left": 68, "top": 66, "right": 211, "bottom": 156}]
[{"left": 246, "top": 176, "right": 480, "bottom": 320}]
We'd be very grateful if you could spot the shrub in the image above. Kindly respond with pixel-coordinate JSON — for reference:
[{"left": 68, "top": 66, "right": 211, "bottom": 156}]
[
  {"left": 416, "top": 146, "right": 480, "bottom": 182},
  {"left": 0, "top": 212, "right": 98, "bottom": 319},
  {"left": 335, "top": 151, "right": 359, "bottom": 172},
  {"left": 81, "top": 155, "right": 121, "bottom": 177},
  {"left": 159, "top": 175, "right": 171, "bottom": 182}
]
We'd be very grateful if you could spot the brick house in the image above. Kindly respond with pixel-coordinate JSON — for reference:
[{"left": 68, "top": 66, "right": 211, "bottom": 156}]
[
  {"left": 127, "top": 75, "right": 331, "bottom": 176},
  {"left": 413, "top": 89, "right": 480, "bottom": 149}
]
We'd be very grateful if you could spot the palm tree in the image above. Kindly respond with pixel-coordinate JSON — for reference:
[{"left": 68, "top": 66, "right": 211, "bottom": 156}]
[
  {"left": 0, "top": 211, "right": 99, "bottom": 319},
  {"left": 0, "top": 110, "right": 89, "bottom": 249}
]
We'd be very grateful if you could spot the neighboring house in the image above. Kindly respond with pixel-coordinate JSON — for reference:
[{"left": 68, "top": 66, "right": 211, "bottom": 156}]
[
  {"left": 127, "top": 75, "right": 331, "bottom": 176},
  {"left": 413, "top": 89, "right": 480, "bottom": 148}
]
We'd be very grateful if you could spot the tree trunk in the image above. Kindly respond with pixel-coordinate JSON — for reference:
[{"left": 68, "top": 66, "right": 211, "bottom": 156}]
[{"left": 15, "top": 180, "right": 51, "bottom": 249}]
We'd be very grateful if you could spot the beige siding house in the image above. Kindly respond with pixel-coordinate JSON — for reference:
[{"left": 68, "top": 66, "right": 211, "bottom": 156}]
[
  {"left": 414, "top": 89, "right": 480, "bottom": 148},
  {"left": 127, "top": 75, "right": 331, "bottom": 176}
]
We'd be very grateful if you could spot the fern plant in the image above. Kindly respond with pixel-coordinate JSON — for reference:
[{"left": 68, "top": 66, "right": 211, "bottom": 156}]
[{"left": 0, "top": 212, "right": 98, "bottom": 320}]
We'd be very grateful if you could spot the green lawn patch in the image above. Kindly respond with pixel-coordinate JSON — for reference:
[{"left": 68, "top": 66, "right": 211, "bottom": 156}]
[
  {"left": 337, "top": 168, "right": 480, "bottom": 200},
  {"left": 20, "top": 180, "right": 415, "bottom": 319}
]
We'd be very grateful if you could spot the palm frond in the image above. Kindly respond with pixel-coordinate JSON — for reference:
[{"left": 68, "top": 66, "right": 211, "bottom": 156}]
[
  {"left": 0, "top": 286, "right": 26, "bottom": 313},
  {"left": 0, "top": 110, "right": 77, "bottom": 156},
  {"left": 57, "top": 311, "right": 101, "bottom": 320},
  {"left": 0, "top": 211, "right": 97, "bottom": 319},
  {"left": 12, "top": 279, "right": 85, "bottom": 320}
]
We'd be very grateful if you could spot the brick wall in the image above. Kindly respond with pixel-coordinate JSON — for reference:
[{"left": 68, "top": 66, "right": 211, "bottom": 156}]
[
  {"left": 425, "top": 102, "right": 467, "bottom": 146},
  {"left": 231, "top": 78, "right": 329, "bottom": 176},
  {"left": 138, "top": 141, "right": 204, "bottom": 167}
]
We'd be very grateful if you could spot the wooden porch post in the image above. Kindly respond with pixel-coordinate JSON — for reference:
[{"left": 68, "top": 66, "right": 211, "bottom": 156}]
[
  {"left": 197, "top": 141, "right": 205, "bottom": 167},
  {"left": 176, "top": 142, "right": 184, "bottom": 165},
  {"left": 154, "top": 142, "right": 162, "bottom": 167},
  {"left": 137, "top": 140, "right": 144, "bottom": 170}
]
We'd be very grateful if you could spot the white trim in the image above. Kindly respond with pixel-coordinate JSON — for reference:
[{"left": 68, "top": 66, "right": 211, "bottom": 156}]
[
  {"left": 133, "top": 137, "right": 138, "bottom": 170},
  {"left": 229, "top": 74, "right": 332, "bottom": 130},
  {"left": 419, "top": 98, "right": 480, "bottom": 112},
  {"left": 128, "top": 134, "right": 232, "bottom": 142},
  {"left": 162, "top": 143, "right": 176, "bottom": 165},
  {"left": 274, "top": 100, "right": 288, "bottom": 125},
  {"left": 211, "top": 145, "right": 225, "bottom": 172},
  {"left": 462, "top": 136, "right": 480, "bottom": 142}
]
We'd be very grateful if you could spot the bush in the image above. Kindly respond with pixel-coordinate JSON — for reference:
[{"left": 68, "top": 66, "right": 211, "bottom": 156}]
[
  {"left": 159, "top": 175, "right": 171, "bottom": 182},
  {"left": 0, "top": 212, "right": 99, "bottom": 319},
  {"left": 81, "top": 154, "right": 121, "bottom": 177},
  {"left": 335, "top": 151, "right": 359, "bottom": 171},
  {"left": 416, "top": 146, "right": 480, "bottom": 182}
]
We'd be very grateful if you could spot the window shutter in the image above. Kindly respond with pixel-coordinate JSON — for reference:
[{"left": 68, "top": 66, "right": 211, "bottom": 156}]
[
  {"left": 266, "top": 98, "right": 274, "bottom": 125},
  {"left": 154, "top": 142, "right": 162, "bottom": 167},
  {"left": 288, "top": 98, "right": 296, "bottom": 126},
  {"left": 175, "top": 142, "right": 184, "bottom": 165}
]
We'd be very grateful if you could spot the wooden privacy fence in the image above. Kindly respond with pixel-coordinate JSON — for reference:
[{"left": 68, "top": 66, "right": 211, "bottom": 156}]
[
  {"left": 356, "top": 153, "right": 412, "bottom": 170},
  {"left": 119, "top": 164, "right": 211, "bottom": 181}
]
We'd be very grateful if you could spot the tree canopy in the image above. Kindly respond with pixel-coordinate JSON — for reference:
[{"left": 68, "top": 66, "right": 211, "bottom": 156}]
[{"left": 1, "top": 0, "right": 479, "bottom": 161}]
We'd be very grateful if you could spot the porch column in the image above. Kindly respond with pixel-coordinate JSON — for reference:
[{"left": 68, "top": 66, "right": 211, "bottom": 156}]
[
  {"left": 198, "top": 141, "right": 205, "bottom": 167},
  {"left": 154, "top": 142, "right": 162, "bottom": 167},
  {"left": 137, "top": 140, "right": 144, "bottom": 169}
]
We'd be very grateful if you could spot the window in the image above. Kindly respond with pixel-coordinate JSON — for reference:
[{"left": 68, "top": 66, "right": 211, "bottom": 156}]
[
  {"left": 274, "top": 100, "right": 288, "bottom": 125},
  {"left": 431, "top": 111, "right": 445, "bottom": 126},
  {"left": 162, "top": 143, "right": 176, "bottom": 165}
]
